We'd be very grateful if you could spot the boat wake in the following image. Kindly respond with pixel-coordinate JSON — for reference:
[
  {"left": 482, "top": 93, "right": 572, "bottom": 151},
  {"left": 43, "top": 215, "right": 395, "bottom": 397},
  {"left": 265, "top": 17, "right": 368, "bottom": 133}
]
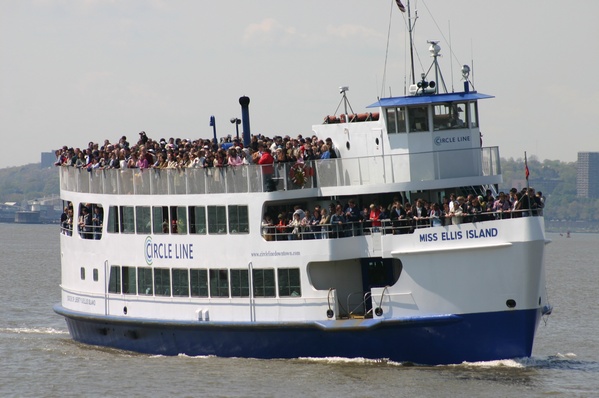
[
  {"left": 455, "top": 358, "right": 525, "bottom": 368},
  {"left": 175, "top": 353, "right": 217, "bottom": 360},
  {"left": 293, "top": 354, "right": 597, "bottom": 371},
  {"left": 0, "top": 327, "right": 68, "bottom": 335},
  {"left": 297, "top": 357, "right": 405, "bottom": 366}
]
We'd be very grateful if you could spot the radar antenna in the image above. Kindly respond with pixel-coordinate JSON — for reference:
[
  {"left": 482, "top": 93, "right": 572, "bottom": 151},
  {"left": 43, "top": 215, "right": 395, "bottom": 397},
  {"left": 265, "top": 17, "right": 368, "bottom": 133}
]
[{"left": 333, "top": 86, "right": 355, "bottom": 116}]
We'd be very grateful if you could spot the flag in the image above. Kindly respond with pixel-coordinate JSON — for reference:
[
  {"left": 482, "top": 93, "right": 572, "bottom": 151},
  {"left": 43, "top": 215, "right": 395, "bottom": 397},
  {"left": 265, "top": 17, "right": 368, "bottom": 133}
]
[
  {"left": 396, "top": 0, "right": 406, "bottom": 13},
  {"left": 525, "top": 153, "right": 530, "bottom": 180}
]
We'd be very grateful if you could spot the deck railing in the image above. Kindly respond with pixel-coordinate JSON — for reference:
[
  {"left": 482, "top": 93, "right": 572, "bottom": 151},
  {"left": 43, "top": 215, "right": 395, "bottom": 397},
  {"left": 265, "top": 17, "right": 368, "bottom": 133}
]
[
  {"left": 59, "top": 146, "right": 500, "bottom": 195},
  {"left": 262, "top": 208, "right": 540, "bottom": 242}
]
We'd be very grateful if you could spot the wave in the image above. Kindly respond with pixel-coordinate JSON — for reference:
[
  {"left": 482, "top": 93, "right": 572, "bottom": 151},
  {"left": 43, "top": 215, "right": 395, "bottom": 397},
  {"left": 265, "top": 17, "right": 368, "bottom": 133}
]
[
  {"left": 296, "top": 356, "right": 404, "bottom": 366},
  {"left": 175, "top": 353, "right": 217, "bottom": 359},
  {"left": 292, "top": 354, "right": 596, "bottom": 370},
  {"left": 455, "top": 359, "right": 525, "bottom": 368},
  {"left": 0, "top": 327, "right": 68, "bottom": 335}
]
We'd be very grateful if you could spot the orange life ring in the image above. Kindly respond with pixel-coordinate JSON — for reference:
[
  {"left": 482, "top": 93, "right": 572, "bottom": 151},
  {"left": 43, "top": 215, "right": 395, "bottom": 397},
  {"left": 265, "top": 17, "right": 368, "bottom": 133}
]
[{"left": 290, "top": 163, "right": 306, "bottom": 187}]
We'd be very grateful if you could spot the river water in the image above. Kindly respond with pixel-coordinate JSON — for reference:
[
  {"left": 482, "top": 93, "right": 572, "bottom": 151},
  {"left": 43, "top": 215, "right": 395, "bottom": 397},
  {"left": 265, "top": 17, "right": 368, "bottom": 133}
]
[{"left": 1, "top": 224, "right": 598, "bottom": 397}]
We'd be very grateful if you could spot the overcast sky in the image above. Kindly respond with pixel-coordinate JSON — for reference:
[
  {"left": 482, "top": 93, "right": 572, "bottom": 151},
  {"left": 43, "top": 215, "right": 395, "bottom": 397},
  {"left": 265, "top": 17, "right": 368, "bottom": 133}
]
[{"left": 1, "top": 0, "right": 597, "bottom": 168}]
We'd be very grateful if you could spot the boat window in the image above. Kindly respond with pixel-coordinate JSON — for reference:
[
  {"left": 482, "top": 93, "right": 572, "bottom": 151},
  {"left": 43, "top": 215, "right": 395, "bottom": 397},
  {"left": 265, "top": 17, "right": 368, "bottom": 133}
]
[
  {"left": 408, "top": 106, "right": 429, "bottom": 132},
  {"left": 107, "top": 206, "right": 119, "bottom": 234},
  {"left": 209, "top": 269, "right": 229, "bottom": 297},
  {"left": 119, "top": 206, "right": 135, "bottom": 234},
  {"left": 386, "top": 107, "right": 407, "bottom": 134},
  {"left": 152, "top": 206, "right": 169, "bottom": 235},
  {"left": 208, "top": 206, "right": 227, "bottom": 234},
  {"left": 170, "top": 206, "right": 187, "bottom": 234},
  {"left": 90, "top": 205, "right": 103, "bottom": 240},
  {"left": 137, "top": 267, "right": 153, "bottom": 296},
  {"left": 253, "top": 269, "right": 276, "bottom": 297},
  {"left": 60, "top": 200, "right": 73, "bottom": 236},
  {"left": 172, "top": 269, "right": 190, "bottom": 297},
  {"left": 468, "top": 101, "right": 479, "bottom": 128},
  {"left": 93, "top": 268, "right": 98, "bottom": 282},
  {"left": 278, "top": 268, "right": 301, "bottom": 297},
  {"left": 122, "top": 266, "right": 137, "bottom": 295},
  {"left": 386, "top": 108, "right": 397, "bottom": 134},
  {"left": 80, "top": 267, "right": 85, "bottom": 280},
  {"left": 433, "top": 103, "right": 466, "bottom": 130},
  {"left": 228, "top": 205, "right": 249, "bottom": 234},
  {"left": 135, "top": 206, "right": 151, "bottom": 234},
  {"left": 188, "top": 206, "right": 207, "bottom": 234},
  {"left": 154, "top": 268, "right": 171, "bottom": 296},
  {"left": 190, "top": 269, "right": 209, "bottom": 297},
  {"left": 108, "top": 265, "right": 121, "bottom": 294},
  {"left": 230, "top": 269, "right": 250, "bottom": 297}
]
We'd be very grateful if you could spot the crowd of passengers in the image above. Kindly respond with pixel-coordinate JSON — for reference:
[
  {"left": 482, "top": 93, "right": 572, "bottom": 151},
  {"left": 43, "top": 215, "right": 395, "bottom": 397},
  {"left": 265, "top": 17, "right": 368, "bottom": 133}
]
[
  {"left": 262, "top": 189, "right": 545, "bottom": 240},
  {"left": 53, "top": 131, "right": 339, "bottom": 171}
]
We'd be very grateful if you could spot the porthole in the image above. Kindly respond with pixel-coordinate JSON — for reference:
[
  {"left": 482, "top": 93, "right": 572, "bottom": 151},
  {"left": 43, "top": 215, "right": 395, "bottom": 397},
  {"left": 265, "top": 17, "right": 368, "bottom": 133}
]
[
  {"left": 506, "top": 299, "right": 516, "bottom": 309},
  {"left": 346, "top": 141, "right": 351, "bottom": 150},
  {"left": 375, "top": 137, "right": 380, "bottom": 145}
]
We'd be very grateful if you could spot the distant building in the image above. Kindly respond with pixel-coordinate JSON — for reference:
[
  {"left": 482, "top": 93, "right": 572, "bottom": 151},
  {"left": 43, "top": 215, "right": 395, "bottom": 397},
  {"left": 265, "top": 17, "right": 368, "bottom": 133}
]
[
  {"left": 41, "top": 151, "right": 56, "bottom": 168},
  {"left": 576, "top": 152, "right": 599, "bottom": 198}
]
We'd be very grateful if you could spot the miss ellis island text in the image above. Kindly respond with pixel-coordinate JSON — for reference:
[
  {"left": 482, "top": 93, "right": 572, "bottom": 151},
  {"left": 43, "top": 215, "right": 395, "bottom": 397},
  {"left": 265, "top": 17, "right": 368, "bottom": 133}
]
[{"left": 419, "top": 227, "right": 498, "bottom": 242}]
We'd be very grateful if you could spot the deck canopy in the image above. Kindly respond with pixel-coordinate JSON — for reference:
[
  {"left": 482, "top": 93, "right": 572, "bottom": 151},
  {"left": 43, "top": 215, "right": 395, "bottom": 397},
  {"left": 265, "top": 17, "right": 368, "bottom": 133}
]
[{"left": 367, "top": 92, "right": 494, "bottom": 108}]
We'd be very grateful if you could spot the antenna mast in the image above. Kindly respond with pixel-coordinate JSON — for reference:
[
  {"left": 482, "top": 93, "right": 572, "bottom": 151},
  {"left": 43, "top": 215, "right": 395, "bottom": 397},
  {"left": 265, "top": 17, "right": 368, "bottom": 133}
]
[{"left": 407, "top": 1, "right": 417, "bottom": 85}]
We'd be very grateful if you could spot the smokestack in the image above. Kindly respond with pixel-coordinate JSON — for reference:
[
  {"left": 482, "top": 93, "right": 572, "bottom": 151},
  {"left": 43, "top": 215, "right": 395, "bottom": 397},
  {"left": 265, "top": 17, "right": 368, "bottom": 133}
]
[{"left": 239, "top": 96, "right": 251, "bottom": 148}]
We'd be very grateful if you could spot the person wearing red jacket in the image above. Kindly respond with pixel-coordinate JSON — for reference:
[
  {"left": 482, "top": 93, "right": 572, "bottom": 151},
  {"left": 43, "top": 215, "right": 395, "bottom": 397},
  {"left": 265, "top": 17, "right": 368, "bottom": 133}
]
[{"left": 258, "top": 147, "right": 275, "bottom": 191}]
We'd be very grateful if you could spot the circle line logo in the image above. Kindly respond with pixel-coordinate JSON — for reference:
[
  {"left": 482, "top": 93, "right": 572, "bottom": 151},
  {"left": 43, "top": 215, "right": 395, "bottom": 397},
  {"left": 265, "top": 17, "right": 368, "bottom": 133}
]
[{"left": 144, "top": 236, "right": 153, "bottom": 265}]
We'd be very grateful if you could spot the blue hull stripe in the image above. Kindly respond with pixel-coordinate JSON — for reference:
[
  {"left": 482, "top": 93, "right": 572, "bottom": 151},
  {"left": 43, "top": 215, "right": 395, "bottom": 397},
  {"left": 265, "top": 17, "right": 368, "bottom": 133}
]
[{"left": 54, "top": 304, "right": 540, "bottom": 365}]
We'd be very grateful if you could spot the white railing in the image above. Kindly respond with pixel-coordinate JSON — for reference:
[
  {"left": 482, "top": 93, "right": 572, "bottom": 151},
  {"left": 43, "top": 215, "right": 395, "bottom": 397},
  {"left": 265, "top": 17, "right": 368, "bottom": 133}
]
[{"left": 59, "top": 147, "right": 500, "bottom": 195}]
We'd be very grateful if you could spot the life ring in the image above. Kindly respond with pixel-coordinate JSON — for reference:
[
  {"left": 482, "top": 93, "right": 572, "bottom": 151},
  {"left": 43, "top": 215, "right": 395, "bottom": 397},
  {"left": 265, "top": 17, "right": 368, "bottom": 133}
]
[{"left": 290, "top": 163, "right": 307, "bottom": 187}]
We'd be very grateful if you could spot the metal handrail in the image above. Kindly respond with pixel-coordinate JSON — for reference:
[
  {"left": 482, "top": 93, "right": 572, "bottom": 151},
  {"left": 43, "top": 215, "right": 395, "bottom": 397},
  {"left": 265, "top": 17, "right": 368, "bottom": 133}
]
[{"left": 58, "top": 146, "right": 501, "bottom": 195}]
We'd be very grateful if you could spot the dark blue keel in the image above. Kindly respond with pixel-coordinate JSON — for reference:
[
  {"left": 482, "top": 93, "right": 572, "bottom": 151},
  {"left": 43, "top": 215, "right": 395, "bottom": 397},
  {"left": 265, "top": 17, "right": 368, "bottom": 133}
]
[{"left": 55, "top": 304, "right": 540, "bottom": 365}]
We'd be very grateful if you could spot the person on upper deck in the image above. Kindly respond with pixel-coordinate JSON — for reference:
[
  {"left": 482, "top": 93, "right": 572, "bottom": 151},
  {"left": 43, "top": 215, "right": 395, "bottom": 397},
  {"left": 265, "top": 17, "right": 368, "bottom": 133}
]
[
  {"left": 325, "top": 138, "right": 337, "bottom": 158},
  {"left": 258, "top": 147, "right": 275, "bottom": 191}
]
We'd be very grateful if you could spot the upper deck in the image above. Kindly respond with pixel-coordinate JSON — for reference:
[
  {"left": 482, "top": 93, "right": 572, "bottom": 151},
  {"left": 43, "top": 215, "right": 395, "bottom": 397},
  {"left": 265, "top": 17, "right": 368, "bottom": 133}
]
[{"left": 59, "top": 146, "right": 501, "bottom": 197}]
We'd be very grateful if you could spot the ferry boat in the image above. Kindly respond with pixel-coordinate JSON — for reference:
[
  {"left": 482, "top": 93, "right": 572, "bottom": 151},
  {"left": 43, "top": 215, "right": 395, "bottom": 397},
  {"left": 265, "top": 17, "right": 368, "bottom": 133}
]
[{"left": 54, "top": 5, "right": 551, "bottom": 365}]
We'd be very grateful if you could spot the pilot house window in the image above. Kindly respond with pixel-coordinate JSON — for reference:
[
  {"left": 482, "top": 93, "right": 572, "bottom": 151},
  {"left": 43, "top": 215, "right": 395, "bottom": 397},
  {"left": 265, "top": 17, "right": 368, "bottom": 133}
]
[
  {"left": 433, "top": 103, "right": 466, "bottom": 130},
  {"left": 408, "top": 106, "right": 429, "bottom": 132},
  {"left": 385, "top": 107, "right": 407, "bottom": 134}
]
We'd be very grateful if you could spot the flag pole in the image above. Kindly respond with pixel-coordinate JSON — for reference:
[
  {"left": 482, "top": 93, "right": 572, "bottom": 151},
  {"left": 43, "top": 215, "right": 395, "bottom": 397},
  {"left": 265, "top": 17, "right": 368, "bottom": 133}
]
[
  {"left": 525, "top": 151, "right": 531, "bottom": 214},
  {"left": 524, "top": 151, "right": 530, "bottom": 191}
]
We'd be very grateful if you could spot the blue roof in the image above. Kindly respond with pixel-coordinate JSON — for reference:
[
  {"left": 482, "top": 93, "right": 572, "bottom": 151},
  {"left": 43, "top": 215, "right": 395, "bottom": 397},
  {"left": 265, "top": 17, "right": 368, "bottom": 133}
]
[{"left": 367, "top": 91, "right": 494, "bottom": 108}]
